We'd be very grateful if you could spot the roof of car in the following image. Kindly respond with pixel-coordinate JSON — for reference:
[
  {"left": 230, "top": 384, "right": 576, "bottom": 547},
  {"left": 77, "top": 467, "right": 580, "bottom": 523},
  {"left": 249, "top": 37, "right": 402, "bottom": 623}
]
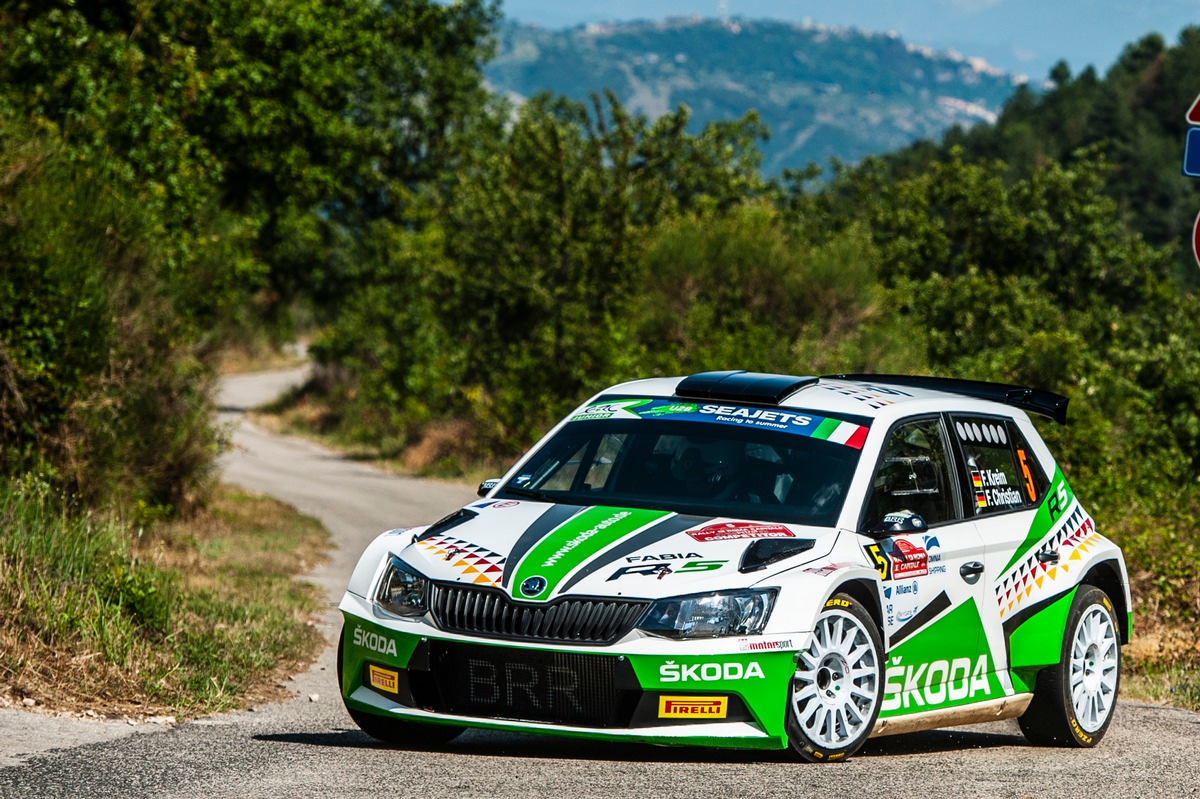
[{"left": 599, "top": 371, "right": 1069, "bottom": 424}]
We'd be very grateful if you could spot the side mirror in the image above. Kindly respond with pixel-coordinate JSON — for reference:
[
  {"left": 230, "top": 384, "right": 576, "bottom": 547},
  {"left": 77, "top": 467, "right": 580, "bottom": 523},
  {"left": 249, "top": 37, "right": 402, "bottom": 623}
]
[
  {"left": 866, "top": 509, "right": 928, "bottom": 538},
  {"left": 477, "top": 478, "right": 501, "bottom": 497}
]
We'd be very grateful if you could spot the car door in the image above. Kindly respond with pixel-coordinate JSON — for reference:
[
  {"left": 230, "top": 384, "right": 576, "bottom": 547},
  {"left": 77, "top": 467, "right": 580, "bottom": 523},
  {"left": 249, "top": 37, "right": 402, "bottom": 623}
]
[
  {"left": 859, "top": 415, "right": 994, "bottom": 716},
  {"left": 947, "top": 413, "right": 1051, "bottom": 695}
]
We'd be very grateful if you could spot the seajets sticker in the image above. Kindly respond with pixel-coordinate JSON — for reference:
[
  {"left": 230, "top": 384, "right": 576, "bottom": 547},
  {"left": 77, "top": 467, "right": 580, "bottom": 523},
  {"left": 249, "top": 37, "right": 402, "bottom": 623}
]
[{"left": 569, "top": 398, "right": 868, "bottom": 449}]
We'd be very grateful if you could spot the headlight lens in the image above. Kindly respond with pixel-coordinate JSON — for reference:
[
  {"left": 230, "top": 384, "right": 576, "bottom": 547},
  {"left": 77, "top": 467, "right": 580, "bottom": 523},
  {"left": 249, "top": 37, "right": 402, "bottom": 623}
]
[
  {"left": 637, "top": 589, "right": 777, "bottom": 639},
  {"left": 375, "top": 556, "right": 429, "bottom": 617}
]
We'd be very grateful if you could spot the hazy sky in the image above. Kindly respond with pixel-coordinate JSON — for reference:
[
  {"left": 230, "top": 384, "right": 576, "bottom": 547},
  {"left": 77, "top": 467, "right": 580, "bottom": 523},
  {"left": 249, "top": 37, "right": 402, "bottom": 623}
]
[{"left": 500, "top": 0, "right": 1199, "bottom": 82}]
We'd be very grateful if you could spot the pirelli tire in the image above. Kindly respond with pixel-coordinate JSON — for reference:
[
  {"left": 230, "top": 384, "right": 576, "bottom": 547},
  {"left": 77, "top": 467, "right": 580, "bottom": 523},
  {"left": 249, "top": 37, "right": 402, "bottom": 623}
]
[
  {"left": 337, "top": 628, "right": 465, "bottom": 748},
  {"left": 1018, "top": 584, "right": 1121, "bottom": 747},
  {"left": 786, "top": 593, "right": 884, "bottom": 763}
]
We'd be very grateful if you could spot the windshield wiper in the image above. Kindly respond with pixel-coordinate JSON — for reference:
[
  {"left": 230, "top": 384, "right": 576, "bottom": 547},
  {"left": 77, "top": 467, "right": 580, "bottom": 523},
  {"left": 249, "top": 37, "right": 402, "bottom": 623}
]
[{"left": 500, "top": 485, "right": 555, "bottom": 503}]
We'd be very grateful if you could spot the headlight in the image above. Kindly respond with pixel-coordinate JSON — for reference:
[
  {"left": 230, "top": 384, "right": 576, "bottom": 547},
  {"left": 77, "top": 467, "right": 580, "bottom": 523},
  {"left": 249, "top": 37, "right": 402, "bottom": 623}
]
[
  {"left": 637, "top": 589, "right": 777, "bottom": 639},
  {"left": 375, "top": 556, "right": 429, "bottom": 617}
]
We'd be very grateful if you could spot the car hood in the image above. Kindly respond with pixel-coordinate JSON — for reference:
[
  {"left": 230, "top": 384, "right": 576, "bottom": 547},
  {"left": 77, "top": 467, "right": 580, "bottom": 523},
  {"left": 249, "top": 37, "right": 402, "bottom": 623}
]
[{"left": 400, "top": 499, "right": 841, "bottom": 602}]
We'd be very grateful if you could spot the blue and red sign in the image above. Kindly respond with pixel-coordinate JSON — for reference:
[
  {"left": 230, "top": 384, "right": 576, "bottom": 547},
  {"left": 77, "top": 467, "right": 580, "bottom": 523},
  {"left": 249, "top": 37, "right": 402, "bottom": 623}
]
[{"left": 1183, "top": 128, "right": 1200, "bottom": 177}]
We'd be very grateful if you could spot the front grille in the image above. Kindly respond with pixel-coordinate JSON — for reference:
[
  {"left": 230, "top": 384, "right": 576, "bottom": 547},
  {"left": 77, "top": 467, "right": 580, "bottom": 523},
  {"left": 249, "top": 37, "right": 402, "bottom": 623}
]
[
  {"left": 411, "top": 640, "right": 636, "bottom": 727},
  {"left": 427, "top": 582, "right": 650, "bottom": 645}
]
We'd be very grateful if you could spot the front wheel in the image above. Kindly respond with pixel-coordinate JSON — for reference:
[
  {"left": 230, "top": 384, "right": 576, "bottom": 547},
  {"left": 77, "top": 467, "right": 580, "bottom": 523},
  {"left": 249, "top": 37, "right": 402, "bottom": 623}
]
[
  {"left": 1018, "top": 585, "right": 1120, "bottom": 747},
  {"left": 786, "top": 594, "right": 883, "bottom": 762}
]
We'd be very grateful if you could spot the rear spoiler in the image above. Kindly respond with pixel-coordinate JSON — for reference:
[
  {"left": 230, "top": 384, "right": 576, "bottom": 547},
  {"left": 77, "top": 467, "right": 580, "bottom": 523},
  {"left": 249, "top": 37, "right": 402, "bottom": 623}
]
[{"left": 825, "top": 374, "right": 1070, "bottom": 424}]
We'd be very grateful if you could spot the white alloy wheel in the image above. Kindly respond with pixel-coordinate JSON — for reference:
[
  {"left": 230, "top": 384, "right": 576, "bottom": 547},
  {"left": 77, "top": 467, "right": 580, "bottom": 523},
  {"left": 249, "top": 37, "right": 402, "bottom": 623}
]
[
  {"left": 1018, "top": 584, "right": 1122, "bottom": 747},
  {"left": 788, "top": 599, "right": 881, "bottom": 760},
  {"left": 1070, "top": 603, "right": 1119, "bottom": 733}
]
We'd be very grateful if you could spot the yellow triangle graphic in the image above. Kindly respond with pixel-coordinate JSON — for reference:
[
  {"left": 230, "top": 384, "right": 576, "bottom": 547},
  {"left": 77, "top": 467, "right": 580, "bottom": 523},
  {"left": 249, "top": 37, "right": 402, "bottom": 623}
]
[
  {"left": 1070, "top": 549, "right": 1082, "bottom": 561},
  {"left": 462, "top": 565, "right": 480, "bottom": 574},
  {"left": 1036, "top": 576, "right": 1045, "bottom": 588},
  {"left": 1048, "top": 567, "right": 1057, "bottom": 580},
  {"left": 453, "top": 559, "right": 470, "bottom": 568},
  {"left": 472, "top": 574, "right": 492, "bottom": 584}
]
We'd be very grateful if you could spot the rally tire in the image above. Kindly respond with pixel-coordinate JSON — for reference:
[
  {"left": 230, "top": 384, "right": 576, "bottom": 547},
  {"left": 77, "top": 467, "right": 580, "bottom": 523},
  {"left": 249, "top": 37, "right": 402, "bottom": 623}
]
[
  {"left": 786, "top": 593, "right": 884, "bottom": 763},
  {"left": 1018, "top": 585, "right": 1120, "bottom": 747},
  {"left": 337, "top": 627, "right": 465, "bottom": 748}
]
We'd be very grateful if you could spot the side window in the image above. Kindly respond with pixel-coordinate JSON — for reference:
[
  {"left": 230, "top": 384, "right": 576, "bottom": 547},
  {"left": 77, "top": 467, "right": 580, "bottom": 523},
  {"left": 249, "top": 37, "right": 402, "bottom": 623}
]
[
  {"left": 951, "top": 416, "right": 1045, "bottom": 515},
  {"left": 863, "top": 417, "right": 957, "bottom": 527}
]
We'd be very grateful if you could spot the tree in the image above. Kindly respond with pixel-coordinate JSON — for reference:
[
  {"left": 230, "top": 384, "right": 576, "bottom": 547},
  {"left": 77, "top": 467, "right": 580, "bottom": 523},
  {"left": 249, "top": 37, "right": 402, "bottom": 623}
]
[
  {"left": 315, "top": 92, "right": 771, "bottom": 455},
  {"left": 0, "top": 0, "right": 501, "bottom": 327}
]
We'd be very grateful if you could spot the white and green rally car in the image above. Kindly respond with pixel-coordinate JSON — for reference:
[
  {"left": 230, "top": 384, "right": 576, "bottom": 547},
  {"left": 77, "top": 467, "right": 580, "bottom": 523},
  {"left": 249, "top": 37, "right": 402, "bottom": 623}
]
[{"left": 338, "top": 371, "right": 1130, "bottom": 761}]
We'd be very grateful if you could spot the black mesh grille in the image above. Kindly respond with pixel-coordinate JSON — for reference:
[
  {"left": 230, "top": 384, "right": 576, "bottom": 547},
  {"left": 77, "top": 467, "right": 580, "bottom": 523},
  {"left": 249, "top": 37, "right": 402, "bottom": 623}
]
[
  {"left": 413, "top": 641, "right": 633, "bottom": 727},
  {"left": 427, "top": 582, "right": 650, "bottom": 645}
]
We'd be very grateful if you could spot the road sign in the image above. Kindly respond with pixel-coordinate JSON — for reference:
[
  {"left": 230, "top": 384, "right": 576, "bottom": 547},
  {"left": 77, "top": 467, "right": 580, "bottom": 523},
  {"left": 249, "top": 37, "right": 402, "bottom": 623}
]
[
  {"left": 1184, "top": 128, "right": 1200, "bottom": 177},
  {"left": 1188, "top": 92, "right": 1200, "bottom": 125},
  {"left": 1194, "top": 211, "right": 1200, "bottom": 271}
]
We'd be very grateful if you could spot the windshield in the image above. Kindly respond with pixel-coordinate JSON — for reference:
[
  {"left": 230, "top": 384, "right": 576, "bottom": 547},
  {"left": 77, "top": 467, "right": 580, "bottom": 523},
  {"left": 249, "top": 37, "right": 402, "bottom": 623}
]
[{"left": 495, "top": 397, "right": 869, "bottom": 527}]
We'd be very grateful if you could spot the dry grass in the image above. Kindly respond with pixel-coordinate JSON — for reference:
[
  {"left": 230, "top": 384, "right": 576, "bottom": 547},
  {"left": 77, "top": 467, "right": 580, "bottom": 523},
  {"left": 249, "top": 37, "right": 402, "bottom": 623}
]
[{"left": 0, "top": 485, "right": 330, "bottom": 720}]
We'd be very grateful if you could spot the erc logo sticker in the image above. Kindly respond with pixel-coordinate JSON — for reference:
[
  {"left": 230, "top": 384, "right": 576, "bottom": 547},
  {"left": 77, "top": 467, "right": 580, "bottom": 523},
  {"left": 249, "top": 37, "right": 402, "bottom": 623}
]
[{"left": 658, "top": 696, "right": 728, "bottom": 719}]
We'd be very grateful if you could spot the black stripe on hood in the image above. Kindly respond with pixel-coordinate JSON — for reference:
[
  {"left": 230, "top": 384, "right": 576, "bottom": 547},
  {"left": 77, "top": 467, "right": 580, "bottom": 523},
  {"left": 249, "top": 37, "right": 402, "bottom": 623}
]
[
  {"left": 558, "top": 514, "right": 713, "bottom": 593},
  {"left": 500, "top": 504, "right": 586, "bottom": 589}
]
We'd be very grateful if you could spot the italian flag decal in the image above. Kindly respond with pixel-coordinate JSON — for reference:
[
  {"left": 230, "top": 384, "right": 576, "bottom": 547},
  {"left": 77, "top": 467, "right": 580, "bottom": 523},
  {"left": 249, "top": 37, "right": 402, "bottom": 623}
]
[{"left": 808, "top": 417, "right": 868, "bottom": 449}]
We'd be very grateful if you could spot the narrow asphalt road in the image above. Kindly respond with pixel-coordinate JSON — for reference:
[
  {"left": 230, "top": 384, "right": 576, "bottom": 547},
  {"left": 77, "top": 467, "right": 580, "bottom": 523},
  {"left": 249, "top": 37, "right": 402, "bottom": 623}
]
[{"left": 2, "top": 368, "right": 1199, "bottom": 798}]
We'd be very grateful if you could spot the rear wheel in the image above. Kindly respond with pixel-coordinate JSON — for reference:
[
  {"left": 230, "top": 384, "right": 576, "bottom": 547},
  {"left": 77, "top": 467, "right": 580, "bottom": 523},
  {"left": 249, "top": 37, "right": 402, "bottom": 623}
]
[
  {"left": 337, "top": 626, "right": 465, "bottom": 747},
  {"left": 1018, "top": 585, "right": 1120, "bottom": 747},
  {"left": 786, "top": 594, "right": 883, "bottom": 762}
]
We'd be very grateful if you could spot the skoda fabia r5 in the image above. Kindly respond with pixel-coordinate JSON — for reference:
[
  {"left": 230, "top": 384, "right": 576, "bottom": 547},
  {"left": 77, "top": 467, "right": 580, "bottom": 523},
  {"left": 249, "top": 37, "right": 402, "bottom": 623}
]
[{"left": 338, "top": 371, "right": 1130, "bottom": 761}]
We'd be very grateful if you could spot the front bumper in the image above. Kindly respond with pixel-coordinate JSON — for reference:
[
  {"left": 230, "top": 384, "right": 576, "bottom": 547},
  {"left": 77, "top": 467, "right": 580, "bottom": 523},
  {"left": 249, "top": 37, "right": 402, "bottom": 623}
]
[{"left": 339, "top": 592, "right": 800, "bottom": 750}]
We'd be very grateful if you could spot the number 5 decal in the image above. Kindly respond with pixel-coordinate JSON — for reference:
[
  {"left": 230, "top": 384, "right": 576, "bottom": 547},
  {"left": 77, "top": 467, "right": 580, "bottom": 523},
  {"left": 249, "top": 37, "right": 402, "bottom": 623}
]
[{"left": 864, "top": 544, "right": 891, "bottom": 581}]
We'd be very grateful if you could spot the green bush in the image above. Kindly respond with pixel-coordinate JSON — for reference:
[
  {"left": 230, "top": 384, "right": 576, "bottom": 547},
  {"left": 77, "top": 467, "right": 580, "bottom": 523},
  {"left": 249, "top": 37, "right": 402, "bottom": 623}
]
[{"left": 0, "top": 124, "right": 218, "bottom": 511}]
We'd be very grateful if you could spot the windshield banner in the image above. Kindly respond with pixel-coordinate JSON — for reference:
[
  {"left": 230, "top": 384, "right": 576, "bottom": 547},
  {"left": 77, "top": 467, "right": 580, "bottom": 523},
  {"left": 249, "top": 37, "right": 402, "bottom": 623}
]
[{"left": 569, "top": 399, "right": 868, "bottom": 449}]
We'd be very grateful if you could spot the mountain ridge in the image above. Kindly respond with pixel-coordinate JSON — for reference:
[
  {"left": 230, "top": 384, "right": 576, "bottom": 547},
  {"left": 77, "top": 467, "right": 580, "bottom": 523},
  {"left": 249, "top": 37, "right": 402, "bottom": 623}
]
[{"left": 485, "top": 16, "right": 1031, "bottom": 173}]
